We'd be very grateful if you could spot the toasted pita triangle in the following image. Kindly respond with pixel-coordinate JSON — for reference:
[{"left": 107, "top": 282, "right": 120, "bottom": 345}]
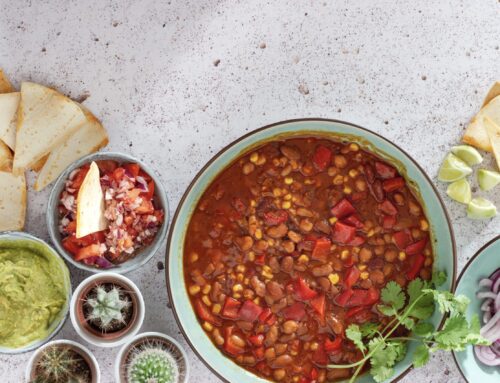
[
  {"left": 0, "top": 140, "right": 12, "bottom": 172},
  {"left": 34, "top": 106, "right": 108, "bottom": 191},
  {"left": 0, "top": 92, "right": 20, "bottom": 150},
  {"left": 463, "top": 95, "right": 500, "bottom": 152},
  {"left": 482, "top": 81, "right": 500, "bottom": 107},
  {"left": 0, "top": 171, "right": 26, "bottom": 230},
  {"left": 0, "top": 69, "right": 14, "bottom": 93},
  {"left": 13, "top": 82, "right": 86, "bottom": 175},
  {"left": 484, "top": 117, "right": 500, "bottom": 171}
]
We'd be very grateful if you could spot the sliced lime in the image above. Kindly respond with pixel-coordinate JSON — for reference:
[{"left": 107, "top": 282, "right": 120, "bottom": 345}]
[
  {"left": 451, "top": 145, "right": 483, "bottom": 166},
  {"left": 478, "top": 169, "right": 500, "bottom": 191},
  {"left": 438, "top": 153, "right": 473, "bottom": 182},
  {"left": 467, "top": 197, "right": 497, "bottom": 219},
  {"left": 446, "top": 179, "right": 471, "bottom": 204}
]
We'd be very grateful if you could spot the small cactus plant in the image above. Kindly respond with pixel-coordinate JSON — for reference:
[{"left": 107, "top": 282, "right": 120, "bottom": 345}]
[
  {"left": 31, "top": 344, "right": 91, "bottom": 383},
  {"left": 84, "top": 283, "right": 132, "bottom": 333},
  {"left": 126, "top": 339, "right": 181, "bottom": 383}
]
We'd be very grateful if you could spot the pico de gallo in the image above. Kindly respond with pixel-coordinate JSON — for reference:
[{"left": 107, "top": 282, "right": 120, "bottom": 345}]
[{"left": 59, "top": 160, "right": 164, "bottom": 268}]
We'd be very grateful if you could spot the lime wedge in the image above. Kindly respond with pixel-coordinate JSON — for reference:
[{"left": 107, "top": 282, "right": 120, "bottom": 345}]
[
  {"left": 467, "top": 197, "right": 497, "bottom": 219},
  {"left": 446, "top": 179, "right": 471, "bottom": 204},
  {"left": 478, "top": 169, "right": 500, "bottom": 191},
  {"left": 450, "top": 145, "right": 483, "bottom": 166},
  {"left": 438, "top": 153, "right": 473, "bottom": 182}
]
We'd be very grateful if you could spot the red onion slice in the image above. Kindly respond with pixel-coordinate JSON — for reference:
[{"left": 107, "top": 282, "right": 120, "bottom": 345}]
[{"left": 474, "top": 345, "right": 500, "bottom": 366}]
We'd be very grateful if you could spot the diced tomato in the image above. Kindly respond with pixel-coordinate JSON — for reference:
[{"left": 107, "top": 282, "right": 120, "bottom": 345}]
[
  {"left": 123, "top": 163, "right": 140, "bottom": 177},
  {"left": 195, "top": 299, "right": 221, "bottom": 326},
  {"left": 393, "top": 230, "right": 412, "bottom": 249},
  {"left": 71, "top": 166, "right": 90, "bottom": 189},
  {"left": 258, "top": 308, "right": 272, "bottom": 323},
  {"left": 406, "top": 253, "right": 426, "bottom": 280},
  {"left": 138, "top": 169, "right": 152, "bottom": 182},
  {"left": 324, "top": 336, "right": 342, "bottom": 353},
  {"left": 96, "top": 160, "right": 118, "bottom": 173},
  {"left": 313, "top": 145, "right": 332, "bottom": 170},
  {"left": 311, "top": 237, "right": 331, "bottom": 260},
  {"left": 383, "top": 177, "right": 405, "bottom": 193},
  {"left": 343, "top": 214, "right": 364, "bottom": 229},
  {"left": 379, "top": 200, "right": 398, "bottom": 216},
  {"left": 295, "top": 277, "right": 318, "bottom": 300},
  {"left": 238, "top": 300, "right": 263, "bottom": 322},
  {"left": 62, "top": 236, "right": 80, "bottom": 255},
  {"left": 136, "top": 200, "right": 155, "bottom": 214},
  {"left": 263, "top": 209, "right": 288, "bottom": 226},
  {"left": 312, "top": 342, "right": 328, "bottom": 365},
  {"left": 74, "top": 244, "right": 100, "bottom": 261},
  {"left": 331, "top": 198, "right": 356, "bottom": 219},
  {"left": 283, "top": 302, "right": 307, "bottom": 321},
  {"left": 248, "top": 334, "right": 264, "bottom": 347},
  {"left": 78, "top": 231, "right": 105, "bottom": 246},
  {"left": 64, "top": 220, "right": 77, "bottom": 234},
  {"left": 223, "top": 326, "right": 245, "bottom": 355},
  {"left": 405, "top": 237, "right": 428, "bottom": 255},
  {"left": 334, "top": 288, "right": 353, "bottom": 306},
  {"left": 142, "top": 180, "right": 155, "bottom": 200},
  {"left": 345, "top": 306, "right": 365, "bottom": 319},
  {"left": 375, "top": 161, "right": 397, "bottom": 179},
  {"left": 255, "top": 254, "right": 265, "bottom": 265},
  {"left": 310, "top": 294, "right": 326, "bottom": 322},
  {"left": 346, "top": 235, "right": 366, "bottom": 246},
  {"left": 382, "top": 215, "right": 397, "bottom": 229},
  {"left": 112, "top": 167, "right": 126, "bottom": 182},
  {"left": 331, "top": 222, "right": 356, "bottom": 244},
  {"left": 126, "top": 188, "right": 142, "bottom": 201},
  {"left": 253, "top": 346, "right": 265, "bottom": 360},
  {"left": 222, "top": 297, "right": 241, "bottom": 319},
  {"left": 344, "top": 266, "right": 360, "bottom": 288}
]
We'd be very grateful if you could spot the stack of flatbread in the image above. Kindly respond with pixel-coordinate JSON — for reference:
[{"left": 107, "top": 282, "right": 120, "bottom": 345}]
[
  {"left": 463, "top": 81, "right": 500, "bottom": 171},
  {"left": 0, "top": 69, "right": 108, "bottom": 231}
]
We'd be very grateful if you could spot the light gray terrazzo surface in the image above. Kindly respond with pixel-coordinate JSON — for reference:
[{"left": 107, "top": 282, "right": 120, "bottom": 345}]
[{"left": 1, "top": 1, "right": 499, "bottom": 382}]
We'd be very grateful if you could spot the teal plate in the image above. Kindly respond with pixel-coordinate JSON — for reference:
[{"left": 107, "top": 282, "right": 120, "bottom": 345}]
[
  {"left": 452, "top": 235, "right": 500, "bottom": 383},
  {"left": 166, "top": 119, "right": 456, "bottom": 383}
]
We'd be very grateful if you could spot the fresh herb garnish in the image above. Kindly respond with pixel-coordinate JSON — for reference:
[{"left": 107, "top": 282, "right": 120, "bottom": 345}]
[{"left": 328, "top": 275, "right": 489, "bottom": 383}]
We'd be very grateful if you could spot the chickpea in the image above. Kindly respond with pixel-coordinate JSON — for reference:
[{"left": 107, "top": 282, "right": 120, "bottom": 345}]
[
  {"left": 384, "top": 249, "right": 398, "bottom": 262},
  {"left": 242, "top": 162, "right": 255, "bottom": 175},
  {"left": 274, "top": 369, "right": 286, "bottom": 381},
  {"left": 282, "top": 320, "right": 299, "bottom": 334},
  {"left": 334, "top": 154, "right": 347, "bottom": 168},
  {"left": 370, "top": 269, "right": 385, "bottom": 285},
  {"left": 355, "top": 178, "right": 367, "bottom": 191},
  {"left": 235, "top": 236, "right": 254, "bottom": 251}
]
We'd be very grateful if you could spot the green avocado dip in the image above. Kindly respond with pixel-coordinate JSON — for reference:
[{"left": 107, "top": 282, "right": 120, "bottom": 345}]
[{"left": 0, "top": 238, "right": 69, "bottom": 349}]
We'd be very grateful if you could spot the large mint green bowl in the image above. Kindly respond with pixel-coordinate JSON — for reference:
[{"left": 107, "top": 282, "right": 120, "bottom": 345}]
[{"left": 166, "top": 119, "right": 456, "bottom": 383}]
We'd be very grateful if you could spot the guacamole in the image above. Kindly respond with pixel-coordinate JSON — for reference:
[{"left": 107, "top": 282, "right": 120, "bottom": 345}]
[{"left": 0, "top": 239, "right": 69, "bottom": 349}]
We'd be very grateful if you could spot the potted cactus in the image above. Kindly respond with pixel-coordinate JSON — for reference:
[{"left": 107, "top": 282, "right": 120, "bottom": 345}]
[
  {"left": 70, "top": 272, "right": 145, "bottom": 347},
  {"left": 25, "top": 339, "right": 100, "bottom": 383},
  {"left": 115, "top": 332, "right": 189, "bottom": 383}
]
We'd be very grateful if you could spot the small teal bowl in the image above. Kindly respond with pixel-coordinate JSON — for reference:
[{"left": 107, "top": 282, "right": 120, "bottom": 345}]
[
  {"left": 166, "top": 119, "right": 456, "bottom": 383},
  {"left": 452, "top": 235, "right": 500, "bottom": 383}
]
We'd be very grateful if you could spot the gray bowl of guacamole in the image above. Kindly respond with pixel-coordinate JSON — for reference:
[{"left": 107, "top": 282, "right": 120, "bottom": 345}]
[{"left": 0, "top": 231, "right": 71, "bottom": 354}]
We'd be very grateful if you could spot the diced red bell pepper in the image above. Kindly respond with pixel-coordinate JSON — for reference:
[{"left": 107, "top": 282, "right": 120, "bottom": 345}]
[
  {"left": 331, "top": 222, "right": 356, "bottom": 244},
  {"left": 379, "top": 200, "right": 398, "bottom": 216},
  {"left": 383, "top": 177, "right": 405, "bottom": 193},
  {"left": 312, "top": 342, "right": 328, "bottom": 365},
  {"left": 123, "top": 163, "right": 140, "bottom": 178},
  {"left": 258, "top": 308, "right": 276, "bottom": 325},
  {"left": 343, "top": 255, "right": 355, "bottom": 268},
  {"left": 195, "top": 299, "right": 221, "bottom": 326},
  {"left": 344, "top": 266, "right": 360, "bottom": 288},
  {"left": 248, "top": 334, "right": 264, "bottom": 347},
  {"left": 382, "top": 215, "right": 397, "bottom": 229},
  {"left": 295, "top": 277, "right": 318, "bottom": 300},
  {"left": 334, "top": 288, "right": 354, "bottom": 306},
  {"left": 62, "top": 236, "right": 80, "bottom": 255},
  {"left": 343, "top": 214, "right": 364, "bottom": 229},
  {"left": 311, "top": 237, "right": 331, "bottom": 260},
  {"left": 324, "top": 336, "right": 342, "bottom": 353},
  {"left": 336, "top": 288, "right": 380, "bottom": 307},
  {"left": 406, "top": 253, "right": 426, "bottom": 280},
  {"left": 283, "top": 302, "right": 307, "bottom": 321},
  {"left": 310, "top": 367, "right": 319, "bottom": 380},
  {"left": 223, "top": 326, "right": 245, "bottom": 355},
  {"left": 313, "top": 145, "right": 332, "bottom": 170},
  {"left": 255, "top": 254, "right": 266, "bottom": 265},
  {"left": 331, "top": 198, "right": 356, "bottom": 219},
  {"left": 345, "top": 306, "right": 365, "bottom": 319},
  {"left": 238, "top": 300, "right": 263, "bottom": 322},
  {"left": 74, "top": 244, "right": 101, "bottom": 261},
  {"left": 346, "top": 235, "right": 366, "bottom": 246},
  {"left": 393, "top": 230, "right": 412, "bottom": 249},
  {"left": 253, "top": 346, "right": 265, "bottom": 360},
  {"left": 78, "top": 231, "right": 106, "bottom": 246},
  {"left": 222, "top": 297, "right": 241, "bottom": 319},
  {"left": 263, "top": 209, "right": 288, "bottom": 226},
  {"left": 405, "top": 237, "right": 428, "bottom": 255},
  {"left": 310, "top": 294, "right": 326, "bottom": 322},
  {"left": 375, "top": 161, "right": 397, "bottom": 179}
]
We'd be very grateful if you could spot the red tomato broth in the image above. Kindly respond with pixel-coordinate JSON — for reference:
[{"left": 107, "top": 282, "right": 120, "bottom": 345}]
[{"left": 183, "top": 137, "right": 433, "bottom": 382}]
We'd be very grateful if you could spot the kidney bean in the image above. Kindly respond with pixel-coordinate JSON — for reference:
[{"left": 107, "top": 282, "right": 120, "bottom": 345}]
[
  {"left": 267, "top": 281, "right": 285, "bottom": 300},
  {"left": 241, "top": 355, "right": 256, "bottom": 365},
  {"left": 297, "top": 207, "right": 314, "bottom": 217},
  {"left": 265, "top": 325, "right": 279, "bottom": 346},
  {"left": 280, "top": 256, "right": 294, "bottom": 273},
  {"left": 312, "top": 264, "right": 333, "bottom": 277},
  {"left": 384, "top": 249, "right": 398, "bottom": 262},
  {"left": 267, "top": 223, "right": 288, "bottom": 238},
  {"left": 359, "top": 248, "right": 373, "bottom": 262},
  {"left": 272, "top": 354, "right": 293, "bottom": 368},
  {"left": 271, "top": 298, "right": 287, "bottom": 313},
  {"left": 326, "top": 314, "right": 345, "bottom": 335},
  {"left": 282, "top": 240, "right": 295, "bottom": 253},
  {"left": 275, "top": 343, "right": 288, "bottom": 355},
  {"left": 235, "top": 236, "right": 254, "bottom": 251},
  {"left": 264, "top": 347, "right": 276, "bottom": 360},
  {"left": 251, "top": 276, "right": 266, "bottom": 297},
  {"left": 280, "top": 145, "right": 301, "bottom": 160},
  {"left": 282, "top": 320, "right": 299, "bottom": 334},
  {"left": 236, "top": 321, "right": 254, "bottom": 332},
  {"left": 287, "top": 230, "right": 302, "bottom": 243},
  {"left": 273, "top": 369, "right": 286, "bottom": 381},
  {"left": 269, "top": 257, "right": 280, "bottom": 273}
]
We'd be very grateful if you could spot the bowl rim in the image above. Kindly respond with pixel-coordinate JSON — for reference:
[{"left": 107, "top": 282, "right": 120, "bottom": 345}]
[
  {"left": 0, "top": 231, "right": 72, "bottom": 354},
  {"left": 451, "top": 234, "right": 500, "bottom": 383},
  {"left": 46, "top": 151, "right": 169, "bottom": 274},
  {"left": 164, "top": 118, "right": 457, "bottom": 383}
]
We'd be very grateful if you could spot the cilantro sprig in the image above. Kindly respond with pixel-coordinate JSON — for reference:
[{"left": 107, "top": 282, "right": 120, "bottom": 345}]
[{"left": 328, "top": 273, "right": 489, "bottom": 383}]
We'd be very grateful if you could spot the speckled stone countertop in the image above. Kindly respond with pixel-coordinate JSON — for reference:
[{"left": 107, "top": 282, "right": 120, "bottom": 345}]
[{"left": 1, "top": 1, "right": 499, "bottom": 382}]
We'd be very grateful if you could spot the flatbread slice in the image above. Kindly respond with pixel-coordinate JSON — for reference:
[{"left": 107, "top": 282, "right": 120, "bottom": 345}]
[
  {"left": 483, "top": 81, "right": 500, "bottom": 107},
  {"left": 31, "top": 154, "right": 49, "bottom": 172},
  {"left": 463, "top": 95, "right": 500, "bottom": 152},
  {"left": 0, "top": 92, "right": 20, "bottom": 150},
  {"left": 0, "top": 69, "right": 14, "bottom": 93},
  {"left": 0, "top": 140, "right": 12, "bottom": 171},
  {"left": 0, "top": 171, "right": 26, "bottom": 230},
  {"left": 484, "top": 117, "right": 500, "bottom": 171},
  {"left": 13, "top": 82, "right": 87, "bottom": 175},
  {"left": 34, "top": 106, "right": 108, "bottom": 191}
]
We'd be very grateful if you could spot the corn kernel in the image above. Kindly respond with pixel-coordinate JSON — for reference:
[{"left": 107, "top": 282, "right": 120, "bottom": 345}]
[
  {"left": 212, "top": 303, "right": 221, "bottom": 314},
  {"left": 262, "top": 271, "right": 274, "bottom": 280},
  {"left": 232, "top": 284, "right": 243, "bottom": 292},
  {"left": 420, "top": 219, "right": 429, "bottom": 231},
  {"left": 341, "top": 250, "right": 350, "bottom": 260},
  {"left": 254, "top": 228, "right": 263, "bottom": 240},
  {"left": 253, "top": 297, "right": 261, "bottom": 305},
  {"left": 248, "top": 251, "right": 255, "bottom": 261},
  {"left": 233, "top": 293, "right": 242, "bottom": 299},
  {"left": 333, "top": 175, "right": 344, "bottom": 185},
  {"left": 249, "top": 152, "right": 259, "bottom": 163},
  {"left": 343, "top": 186, "right": 352, "bottom": 194},
  {"left": 399, "top": 252, "right": 406, "bottom": 261},
  {"left": 367, "top": 229, "right": 375, "bottom": 237},
  {"left": 190, "top": 252, "right": 199, "bottom": 263},
  {"left": 202, "top": 295, "right": 212, "bottom": 306},
  {"left": 424, "top": 258, "right": 432, "bottom": 267},
  {"left": 202, "top": 285, "right": 212, "bottom": 294},
  {"left": 250, "top": 199, "right": 257, "bottom": 207},
  {"left": 327, "top": 167, "right": 337, "bottom": 176},
  {"left": 329, "top": 217, "right": 338, "bottom": 225},
  {"left": 189, "top": 285, "right": 201, "bottom": 295},
  {"left": 273, "top": 188, "right": 282, "bottom": 197},
  {"left": 262, "top": 265, "right": 272, "bottom": 273},
  {"left": 284, "top": 193, "right": 292, "bottom": 201},
  {"left": 237, "top": 273, "right": 244, "bottom": 282},
  {"left": 282, "top": 201, "right": 291, "bottom": 209},
  {"left": 310, "top": 342, "right": 319, "bottom": 351},
  {"left": 358, "top": 264, "right": 367, "bottom": 271},
  {"left": 360, "top": 271, "right": 369, "bottom": 280},
  {"left": 202, "top": 321, "right": 213, "bottom": 332},
  {"left": 284, "top": 177, "right": 293, "bottom": 185},
  {"left": 304, "top": 178, "right": 314, "bottom": 185},
  {"left": 349, "top": 169, "right": 359, "bottom": 178},
  {"left": 268, "top": 238, "right": 275, "bottom": 246},
  {"left": 298, "top": 254, "right": 309, "bottom": 264},
  {"left": 328, "top": 273, "right": 340, "bottom": 285},
  {"left": 236, "top": 264, "right": 246, "bottom": 273},
  {"left": 349, "top": 143, "right": 359, "bottom": 152},
  {"left": 256, "top": 156, "right": 266, "bottom": 166},
  {"left": 244, "top": 277, "right": 249, "bottom": 285}
]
